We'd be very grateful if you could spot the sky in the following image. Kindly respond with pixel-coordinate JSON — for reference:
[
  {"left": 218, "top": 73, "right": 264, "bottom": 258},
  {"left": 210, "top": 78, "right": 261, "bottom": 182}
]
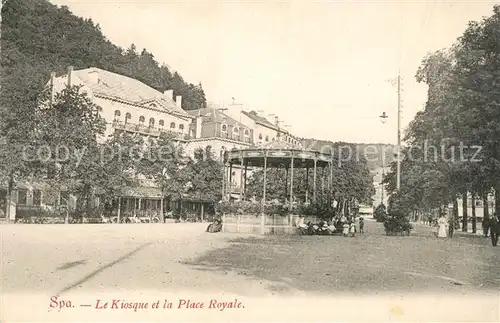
[{"left": 51, "top": 0, "right": 499, "bottom": 144}]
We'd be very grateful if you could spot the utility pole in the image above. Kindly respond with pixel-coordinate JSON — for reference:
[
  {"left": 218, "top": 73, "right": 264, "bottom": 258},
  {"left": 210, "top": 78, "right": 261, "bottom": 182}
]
[
  {"left": 396, "top": 73, "right": 402, "bottom": 191},
  {"left": 379, "top": 112, "right": 388, "bottom": 204}
]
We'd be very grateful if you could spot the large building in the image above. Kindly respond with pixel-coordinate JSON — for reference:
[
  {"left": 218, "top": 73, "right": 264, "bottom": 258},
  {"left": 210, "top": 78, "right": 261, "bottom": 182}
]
[{"left": 1, "top": 67, "right": 304, "bottom": 221}]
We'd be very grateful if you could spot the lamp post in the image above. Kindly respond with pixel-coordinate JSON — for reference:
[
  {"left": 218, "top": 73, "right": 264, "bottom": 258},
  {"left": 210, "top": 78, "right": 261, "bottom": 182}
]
[{"left": 379, "top": 112, "right": 388, "bottom": 205}]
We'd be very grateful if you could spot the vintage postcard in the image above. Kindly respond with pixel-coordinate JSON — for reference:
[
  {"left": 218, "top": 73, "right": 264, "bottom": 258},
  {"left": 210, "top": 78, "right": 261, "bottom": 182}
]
[{"left": 1, "top": 0, "right": 500, "bottom": 322}]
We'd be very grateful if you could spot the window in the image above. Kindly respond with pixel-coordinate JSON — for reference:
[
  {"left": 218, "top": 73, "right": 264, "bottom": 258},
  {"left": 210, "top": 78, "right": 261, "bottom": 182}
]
[
  {"left": 244, "top": 130, "right": 250, "bottom": 143},
  {"left": 97, "top": 106, "right": 103, "bottom": 116},
  {"left": 233, "top": 127, "right": 239, "bottom": 134},
  {"left": 17, "top": 190, "right": 27, "bottom": 205},
  {"left": 125, "top": 112, "right": 131, "bottom": 123},
  {"left": 259, "top": 133, "right": 263, "bottom": 140},
  {"left": 114, "top": 110, "right": 121, "bottom": 121},
  {"left": 220, "top": 146, "right": 226, "bottom": 160},
  {"left": 159, "top": 120, "right": 164, "bottom": 127},
  {"left": 149, "top": 118, "right": 155, "bottom": 127},
  {"left": 170, "top": 122, "right": 176, "bottom": 129},
  {"left": 179, "top": 124, "right": 184, "bottom": 131},
  {"left": 272, "top": 137, "right": 275, "bottom": 141},
  {"left": 265, "top": 136, "right": 269, "bottom": 142},
  {"left": 33, "top": 190, "right": 41, "bottom": 206},
  {"left": 139, "top": 116, "right": 145, "bottom": 125},
  {"left": 221, "top": 124, "right": 228, "bottom": 138},
  {"left": 150, "top": 103, "right": 157, "bottom": 108}
]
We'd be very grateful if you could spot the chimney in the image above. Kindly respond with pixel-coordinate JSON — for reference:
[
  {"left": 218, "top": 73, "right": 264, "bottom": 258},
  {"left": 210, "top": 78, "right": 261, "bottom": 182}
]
[
  {"left": 195, "top": 115, "right": 202, "bottom": 139},
  {"left": 88, "top": 69, "right": 100, "bottom": 84},
  {"left": 67, "top": 66, "right": 73, "bottom": 86},
  {"left": 164, "top": 90, "right": 173, "bottom": 100},
  {"left": 176, "top": 95, "right": 182, "bottom": 109}
]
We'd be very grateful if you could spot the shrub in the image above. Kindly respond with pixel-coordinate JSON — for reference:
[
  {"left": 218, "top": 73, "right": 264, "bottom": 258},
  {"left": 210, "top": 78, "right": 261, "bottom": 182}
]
[
  {"left": 374, "top": 203, "right": 387, "bottom": 222},
  {"left": 383, "top": 198, "right": 412, "bottom": 235}
]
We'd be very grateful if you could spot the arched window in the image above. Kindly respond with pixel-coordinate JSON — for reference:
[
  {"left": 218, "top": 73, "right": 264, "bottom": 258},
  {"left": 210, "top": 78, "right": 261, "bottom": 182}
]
[
  {"left": 170, "top": 122, "right": 176, "bottom": 129},
  {"left": 259, "top": 133, "right": 263, "bottom": 140},
  {"left": 221, "top": 124, "right": 228, "bottom": 138},
  {"left": 272, "top": 137, "right": 275, "bottom": 141},
  {"left": 232, "top": 127, "right": 239, "bottom": 140},
  {"left": 139, "top": 116, "right": 145, "bottom": 125},
  {"left": 244, "top": 129, "right": 250, "bottom": 143},
  {"left": 265, "top": 135, "right": 269, "bottom": 142},
  {"left": 179, "top": 124, "right": 184, "bottom": 131},
  {"left": 159, "top": 120, "right": 164, "bottom": 127},
  {"left": 125, "top": 112, "right": 131, "bottom": 123},
  {"left": 114, "top": 110, "right": 121, "bottom": 121},
  {"left": 149, "top": 118, "right": 155, "bottom": 127}
]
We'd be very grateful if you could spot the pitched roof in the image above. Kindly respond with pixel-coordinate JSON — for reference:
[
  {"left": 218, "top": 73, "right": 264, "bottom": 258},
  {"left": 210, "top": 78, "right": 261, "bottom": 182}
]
[
  {"left": 241, "top": 110, "right": 278, "bottom": 130},
  {"left": 187, "top": 107, "right": 248, "bottom": 128},
  {"left": 71, "top": 68, "right": 190, "bottom": 118}
]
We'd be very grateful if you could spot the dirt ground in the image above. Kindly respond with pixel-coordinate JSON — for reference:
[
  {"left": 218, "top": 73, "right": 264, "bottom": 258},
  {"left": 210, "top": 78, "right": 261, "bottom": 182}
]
[{"left": 1, "top": 219, "right": 499, "bottom": 322}]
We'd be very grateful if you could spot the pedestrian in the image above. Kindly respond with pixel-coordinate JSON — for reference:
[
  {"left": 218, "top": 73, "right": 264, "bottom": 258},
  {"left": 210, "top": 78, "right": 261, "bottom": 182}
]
[
  {"left": 437, "top": 214, "right": 447, "bottom": 238},
  {"left": 359, "top": 217, "right": 364, "bottom": 234},
  {"left": 482, "top": 216, "right": 490, "bottom": 237},
  {"left": 342, "top": 222, "right": 349, "bottom": 237},
  {"left": 489, "top": 214, "right": 499, "bottom": 247},
  {"left": 349, "top": 221, "right": 356, "bottom": 237}
]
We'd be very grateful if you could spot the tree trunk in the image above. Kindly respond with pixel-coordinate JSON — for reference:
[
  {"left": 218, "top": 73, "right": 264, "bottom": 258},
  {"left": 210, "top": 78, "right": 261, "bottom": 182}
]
[
  {"left": 453, "top": 198, "right": 460, "bottom": 229},
  {"left": 462, "top": 191, "right": 468, "bottom": 232},
  {"left": 117, "top": 197, "right": 121, "bottom": 223},
  {"left": 483, "top": 192, "right": 490, "bottom": 221},
  {"left": 5, "top": 173, "right": 14, "bottom": 221},
  {"left": 495, "top": 185, "right": 500, "bottom": 216},
  {"left": 471, "top": 194, "right": 476, "bottom": 233}
]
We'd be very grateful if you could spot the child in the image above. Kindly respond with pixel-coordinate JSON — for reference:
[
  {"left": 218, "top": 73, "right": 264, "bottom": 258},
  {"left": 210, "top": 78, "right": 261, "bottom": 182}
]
[
  {"left": 342, "top": 222, "right": 349, "bottom": 237},
  {"left": 349, "top": 221, "right": 356, "bottom": 237},
  {"left": 359, "top": 217, "right": 364, "bottom": 234}
]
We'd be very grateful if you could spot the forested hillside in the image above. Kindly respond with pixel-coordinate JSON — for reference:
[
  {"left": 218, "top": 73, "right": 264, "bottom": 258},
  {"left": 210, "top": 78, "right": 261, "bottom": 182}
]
[{"left": 0, "top": 0, "right": 206, "bottom": 132}]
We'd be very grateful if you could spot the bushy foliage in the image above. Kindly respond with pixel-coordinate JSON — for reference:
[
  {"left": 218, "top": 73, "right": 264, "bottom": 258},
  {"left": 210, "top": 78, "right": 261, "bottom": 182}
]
[
  {"left": 295, "top": 202, "right": 333, "bottom": 219},
  {"left": 374, "top": 203, "right": 387, "bottom": 222},
  {"left": 384, "top": 195, "right": 413, "bottom": 235}
]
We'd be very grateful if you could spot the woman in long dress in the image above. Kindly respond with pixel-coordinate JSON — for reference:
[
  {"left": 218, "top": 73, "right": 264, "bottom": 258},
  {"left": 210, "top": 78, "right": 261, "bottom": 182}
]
[{"left": 437, "top": 216, "right": 447, "bottom": 238}]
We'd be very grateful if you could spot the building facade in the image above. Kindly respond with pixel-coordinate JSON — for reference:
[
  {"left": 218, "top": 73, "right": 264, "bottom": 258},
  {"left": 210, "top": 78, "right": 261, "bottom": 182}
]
[{"left": 1, "top": 67, "right": 306, "bottom": 220}]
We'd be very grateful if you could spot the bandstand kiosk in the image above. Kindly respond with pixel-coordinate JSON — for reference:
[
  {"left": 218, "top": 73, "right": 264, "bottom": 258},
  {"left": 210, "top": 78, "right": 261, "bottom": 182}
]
[{"left": 222, "top": 140, "right": 334, "bottom": 211}]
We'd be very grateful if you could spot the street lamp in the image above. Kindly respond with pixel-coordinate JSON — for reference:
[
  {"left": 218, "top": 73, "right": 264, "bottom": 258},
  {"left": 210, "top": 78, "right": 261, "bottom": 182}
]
[{"left": 379, "top": 112, "right": 388, "bottom": 205}]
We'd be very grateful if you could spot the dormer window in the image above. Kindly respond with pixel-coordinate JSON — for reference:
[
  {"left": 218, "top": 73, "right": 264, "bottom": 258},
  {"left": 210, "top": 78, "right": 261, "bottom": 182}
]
[{"left": 149, "top": 118, "right": 155, "bottom": 127}]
